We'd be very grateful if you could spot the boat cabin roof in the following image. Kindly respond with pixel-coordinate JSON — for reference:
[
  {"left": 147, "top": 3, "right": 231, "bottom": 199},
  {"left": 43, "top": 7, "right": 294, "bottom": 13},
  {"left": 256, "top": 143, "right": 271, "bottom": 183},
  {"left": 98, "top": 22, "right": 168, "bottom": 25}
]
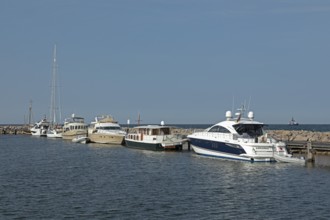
[
  {"left": 94, "top": 115, "right": 118, "bottom": 123},
  {"left": 134, "top": 125, "right": 173, "bottom": 129},
  {"left": 131, "top": 125, "right": 173, "bottom": 135},
  {"left": 206, "top": 118, "right": 265, "bottom": 137},
  {"left": 64, "top": 116, "right": 85, "bottom": 124}
]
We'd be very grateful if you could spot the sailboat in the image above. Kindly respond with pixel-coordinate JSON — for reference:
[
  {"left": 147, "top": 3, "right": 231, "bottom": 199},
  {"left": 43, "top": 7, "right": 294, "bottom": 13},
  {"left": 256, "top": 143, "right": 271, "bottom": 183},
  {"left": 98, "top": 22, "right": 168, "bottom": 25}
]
[{"left": 47, "top": 44, "right": 63, "bottom": 138}]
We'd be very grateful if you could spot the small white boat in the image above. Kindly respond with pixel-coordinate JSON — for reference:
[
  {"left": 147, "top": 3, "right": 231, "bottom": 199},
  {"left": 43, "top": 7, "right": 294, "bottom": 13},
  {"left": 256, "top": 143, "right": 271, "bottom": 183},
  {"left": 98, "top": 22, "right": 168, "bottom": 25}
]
[
  {"left": 273, "top": 154, "right": 305, "bottom": 164},
  {"left": 30, "top": 118, "right": 50, "bottom": 136},
  {"left": 72, "top": 135, "right": 90, "bottom": 144},
  {"left": 47, "top": 128, "right": 63, "bottom": 138},
  {"left": 273, "top": 145, "right": 305, "bottom": 164}
]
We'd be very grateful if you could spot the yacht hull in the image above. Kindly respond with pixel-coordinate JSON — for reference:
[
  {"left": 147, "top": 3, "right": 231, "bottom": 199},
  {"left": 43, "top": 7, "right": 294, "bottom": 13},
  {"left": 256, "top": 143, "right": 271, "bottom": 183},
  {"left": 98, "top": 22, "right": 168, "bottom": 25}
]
[
  {"left": 189, "top": 138, "right": 274, "bottom": 162},
  {"left": 88, "top": 133, "right": 125, "bottom": 145},
  {"left": 62, "top": 130, "right": 87, "bottom": 140},
  {"left": 31, "top": 130, "right": 47, "bottom": 137},
  {"left": 125, "top": 139, "right": 182, "bottom": 151},
  {"left": 47, "top": 129, "right": 62, "bottom": 138}
]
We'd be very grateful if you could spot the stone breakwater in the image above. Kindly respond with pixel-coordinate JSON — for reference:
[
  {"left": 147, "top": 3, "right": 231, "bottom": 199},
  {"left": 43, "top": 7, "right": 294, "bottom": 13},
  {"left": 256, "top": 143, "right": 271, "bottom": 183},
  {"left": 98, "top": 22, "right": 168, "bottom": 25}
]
[
  {"left": 2, "top": 126, "right": 330, "bottom": 143},
  {"left": 0, "top": 126, "right": 31, "bottom": 135},
  {"left": 267, "top": 130, "right": 330, "bottom": 143},
  {"left": 172, "top": 128, "right": 330, "bottom": 143}
]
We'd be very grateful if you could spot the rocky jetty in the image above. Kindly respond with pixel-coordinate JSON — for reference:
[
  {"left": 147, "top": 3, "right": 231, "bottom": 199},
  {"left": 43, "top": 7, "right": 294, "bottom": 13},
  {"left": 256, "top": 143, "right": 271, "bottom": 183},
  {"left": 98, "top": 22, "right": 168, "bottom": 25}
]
[
  {"left": 171, "top": 128, "right": 330, "bottom": 143},
  {"left": 2, "top": 125, "right": 330, "bottom": 144},
  {"left": 267, "top": 130, "right": 330, "bottom": 143},
  {"left": 0, "top": 125, "right": 31, "bottom": 135}
]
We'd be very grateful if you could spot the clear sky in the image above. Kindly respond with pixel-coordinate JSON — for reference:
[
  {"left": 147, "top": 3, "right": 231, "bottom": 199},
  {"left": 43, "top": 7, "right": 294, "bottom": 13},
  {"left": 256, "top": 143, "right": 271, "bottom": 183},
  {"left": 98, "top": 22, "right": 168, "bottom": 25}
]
[{"left": 1, "top": 0, "right": 330, "bottom": 125}]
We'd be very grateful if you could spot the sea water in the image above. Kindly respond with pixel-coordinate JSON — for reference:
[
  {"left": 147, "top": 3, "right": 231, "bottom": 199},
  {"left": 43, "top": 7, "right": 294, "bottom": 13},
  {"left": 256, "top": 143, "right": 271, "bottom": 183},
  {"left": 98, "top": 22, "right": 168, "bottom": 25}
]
[{"left": 1, "top": 135, "right": 330, "bottom": 219}]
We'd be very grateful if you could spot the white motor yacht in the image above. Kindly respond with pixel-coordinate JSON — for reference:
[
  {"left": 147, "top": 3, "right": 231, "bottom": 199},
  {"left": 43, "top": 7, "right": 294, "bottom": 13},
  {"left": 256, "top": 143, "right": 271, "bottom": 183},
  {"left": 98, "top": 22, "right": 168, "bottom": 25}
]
[
  {"left": 125, "top": 121, "right": 185, "bottom": 151},
  {"left": 88, "top": 115, "right": 126, "bottom": 145},
  {"left": 62, "top": 114, "right": 88, "bottom": 140},
  {"left": 30, "top": 118, "right": 50, "bottom": 137},
  {"left": 188, "top": 110, "right": 288, "bottom": 162}
]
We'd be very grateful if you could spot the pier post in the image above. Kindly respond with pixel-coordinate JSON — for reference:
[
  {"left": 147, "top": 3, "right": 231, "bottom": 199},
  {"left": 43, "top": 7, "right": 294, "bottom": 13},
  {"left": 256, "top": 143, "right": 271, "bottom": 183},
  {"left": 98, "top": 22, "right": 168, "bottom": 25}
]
[
  {"left": 187, "top": 140, "right": 191, "bottom": 151},
  {"left": 306, "top": 139, "right": 315, "bottom": 163}
]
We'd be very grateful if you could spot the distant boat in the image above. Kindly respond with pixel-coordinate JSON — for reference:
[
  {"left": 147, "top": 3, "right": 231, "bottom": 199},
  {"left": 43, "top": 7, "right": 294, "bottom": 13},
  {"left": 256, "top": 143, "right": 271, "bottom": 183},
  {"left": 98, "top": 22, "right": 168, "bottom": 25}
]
[{"left": 289, "top": 117, "right": 299, "bottom": 126}]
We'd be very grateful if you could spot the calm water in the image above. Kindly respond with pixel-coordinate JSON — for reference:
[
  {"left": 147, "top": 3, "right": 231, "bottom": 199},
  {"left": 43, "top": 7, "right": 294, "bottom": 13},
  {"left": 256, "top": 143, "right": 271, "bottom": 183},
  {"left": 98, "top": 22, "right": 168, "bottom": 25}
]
[{"left": 1, "top": 135, "right": 330, "bottom": 219}]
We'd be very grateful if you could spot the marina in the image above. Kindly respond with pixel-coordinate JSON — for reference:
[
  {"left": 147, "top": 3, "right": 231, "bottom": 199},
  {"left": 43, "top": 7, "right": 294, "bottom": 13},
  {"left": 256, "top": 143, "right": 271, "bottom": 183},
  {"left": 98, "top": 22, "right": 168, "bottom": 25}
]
[
  {"left": 2, "top": 124, "right": 330, "bottom": 158},
  {"left": 2, "top": 0, "right": 330, "bottom": 218}
]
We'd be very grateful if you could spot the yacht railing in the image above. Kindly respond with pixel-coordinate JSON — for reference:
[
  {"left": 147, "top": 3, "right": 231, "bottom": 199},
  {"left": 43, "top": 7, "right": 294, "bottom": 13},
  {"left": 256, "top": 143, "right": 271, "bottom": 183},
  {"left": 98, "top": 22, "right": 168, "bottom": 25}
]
[{"left": 192, "top": 131, "right": 274, "bottom": 144}]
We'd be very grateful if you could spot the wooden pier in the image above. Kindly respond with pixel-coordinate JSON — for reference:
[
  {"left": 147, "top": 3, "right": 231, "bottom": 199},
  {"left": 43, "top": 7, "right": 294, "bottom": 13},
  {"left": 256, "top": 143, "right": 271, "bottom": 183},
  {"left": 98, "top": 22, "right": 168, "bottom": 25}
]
[
  {"left": 287, "top": 141, "right": 330, "bottom": 154},
  {"left": 287, "top": 140, "right": 330, "bottom": 163}
]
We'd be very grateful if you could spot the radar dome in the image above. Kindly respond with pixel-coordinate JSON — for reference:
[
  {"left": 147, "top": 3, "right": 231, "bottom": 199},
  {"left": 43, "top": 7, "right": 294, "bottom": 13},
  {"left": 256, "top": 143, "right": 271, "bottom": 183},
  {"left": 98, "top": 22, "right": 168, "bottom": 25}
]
[
  {"left": 248, "top": 111, "right": 254, "bottom": 120},
  {"left": 226, "top": 111, "right": 232, "bottom": 120}
]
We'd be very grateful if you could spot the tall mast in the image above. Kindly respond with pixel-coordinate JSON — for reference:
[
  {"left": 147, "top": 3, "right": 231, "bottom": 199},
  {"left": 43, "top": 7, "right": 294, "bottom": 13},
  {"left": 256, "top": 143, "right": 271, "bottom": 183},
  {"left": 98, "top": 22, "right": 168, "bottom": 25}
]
[
  {"left": 28, "top": 100, "right": 33, "bottom": 125},
  {"left": 136, "top": 112, "right": 142, "bottom": 125},
  {"left": 50, "top": 44, "right": 57, "bottom": 125}
]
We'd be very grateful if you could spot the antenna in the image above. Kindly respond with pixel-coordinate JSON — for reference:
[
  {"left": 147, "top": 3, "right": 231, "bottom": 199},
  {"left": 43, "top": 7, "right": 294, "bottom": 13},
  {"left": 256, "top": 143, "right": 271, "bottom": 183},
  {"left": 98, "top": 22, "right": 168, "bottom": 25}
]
[
  {"left": 28, "top": 100, "right": 33, "bottom": 125},
  {"left": 136, "top": 112, "right": 142, "bottom": 125},
  {"left": 232, "top": 95, "right": 235, "bottom": 114},
  {"left": 237, "top": 103, "right": 246, "bottom": 116},
  {"left": 247, "top": 96, "right": 252, "bottom": 112}
]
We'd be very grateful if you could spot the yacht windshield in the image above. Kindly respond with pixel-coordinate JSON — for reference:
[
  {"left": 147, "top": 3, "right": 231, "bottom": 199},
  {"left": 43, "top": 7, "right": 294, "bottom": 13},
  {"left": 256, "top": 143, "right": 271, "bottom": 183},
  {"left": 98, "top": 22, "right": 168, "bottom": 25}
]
[
  {"left": 233, "top": 124, "right": 264, "bottom": 138},
  {"left": 99, "top": 126, "right": 121, "bottom": 130}
]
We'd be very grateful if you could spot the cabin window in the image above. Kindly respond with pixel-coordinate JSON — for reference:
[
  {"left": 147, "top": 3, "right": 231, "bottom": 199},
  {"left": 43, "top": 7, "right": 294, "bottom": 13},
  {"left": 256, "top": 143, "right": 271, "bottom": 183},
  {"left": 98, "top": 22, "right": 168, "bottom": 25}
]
[
  {"left": 208, "top": 126, "right": 230, "bottom": 133},
  {"left": 152, "top": 129, "right": 159, "bottom": 135},
  {"left": 233, "top": 124, "right": 264, "bottom": 138},
  {"left": 138, "top": 128, "right": 146, "bottom": 134},
  {"left": 160, "top": 128, "right": 170, "bottom": 135}
]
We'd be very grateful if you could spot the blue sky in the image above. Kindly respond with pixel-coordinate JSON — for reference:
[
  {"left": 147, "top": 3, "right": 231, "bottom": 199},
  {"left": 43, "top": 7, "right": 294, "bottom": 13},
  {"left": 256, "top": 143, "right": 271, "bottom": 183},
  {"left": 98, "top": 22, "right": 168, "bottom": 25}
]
[{"left": 1, "top": 0, "right": 330, "bottom": 125}]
